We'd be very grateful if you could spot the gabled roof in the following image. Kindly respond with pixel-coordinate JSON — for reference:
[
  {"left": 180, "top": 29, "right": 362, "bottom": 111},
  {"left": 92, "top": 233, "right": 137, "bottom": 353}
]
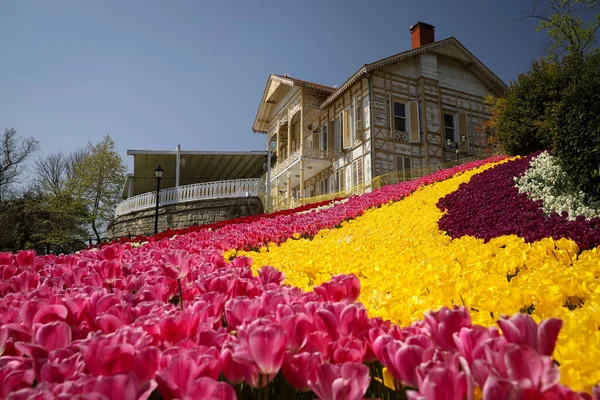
[
  {"left": 253, "top": 74, "right": 335, "bottom": 134},
  {"left": 320, "top": 37, "right": 507, "bottom": 109}
]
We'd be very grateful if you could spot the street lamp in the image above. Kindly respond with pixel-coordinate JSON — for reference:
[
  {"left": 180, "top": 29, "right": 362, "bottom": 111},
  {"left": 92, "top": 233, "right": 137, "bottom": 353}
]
[{"left": 154, "top": 165, "right": 164, "bottom": 235}]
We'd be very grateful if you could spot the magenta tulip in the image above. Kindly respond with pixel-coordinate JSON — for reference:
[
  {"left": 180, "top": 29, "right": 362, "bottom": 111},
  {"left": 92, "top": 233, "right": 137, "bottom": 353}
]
[{"left": 308, "top": 362, "right": 370, "bottom": 400}]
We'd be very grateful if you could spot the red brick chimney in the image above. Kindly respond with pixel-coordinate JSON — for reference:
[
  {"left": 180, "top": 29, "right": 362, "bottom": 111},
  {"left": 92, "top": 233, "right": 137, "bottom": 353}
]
[{"left": 410, "top": 22, "right": 435, "bottom": 49}]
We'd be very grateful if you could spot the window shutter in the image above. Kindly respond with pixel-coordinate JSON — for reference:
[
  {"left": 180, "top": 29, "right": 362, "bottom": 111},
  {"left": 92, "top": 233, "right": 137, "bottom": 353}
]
[
  {"left": 329, "top": 176, "right": 335, "bottom": 193},
  {"left": 313, "top": 133, "right": 319, "bottom": 150},
  {"left": 358, "top": 157, "right": 363, "bottom": 186},
  {"left": 408, "top": 101, "right": 420, "bottom": 143},
  {"left": 388, "top": 95, "right": 393, "bottom": 134},
  {"left": 327, "top": 122, "right": 334, "bottom": 157},
  {"left": 345, "top": 166, "right": 352, "bottom": 193},
  {"left": 343, "top": 110, "right": 351, "bottom": 149},
  {"left": 458, "top": 112, "right": 467, "bottom": 147},
  {"left": 339, "top": 168, "right": 345, "bottom": 192},
  {"left": 354, "top": 98, "right": 363, "bottom": 141}
]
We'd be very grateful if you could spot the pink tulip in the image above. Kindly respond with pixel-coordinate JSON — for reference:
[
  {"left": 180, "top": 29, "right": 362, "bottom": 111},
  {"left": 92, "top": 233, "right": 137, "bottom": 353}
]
[
  {"left": 156, "top": 352, "right": 220, "bottom": 400},
  {"left": 505, "top": 344, "right": 560, "bottom": 392},
  {"left": 408, "top": 366, "right": 467, "bottom": 400},
  {"left": 498, "top": 314, "right": 563, "bottom": 357},
  {"left": 184, "top": 377, "right": 236, "bottom": 400},
  {"left": 453, "top": 326, "right": 499, "bottom": 365},
  {"left": 224, "top": 297, "right": 261, "bottom": 330},
  {"left": 424, "top": 306, "right": 472, "bottom": 351},
  {"left": 282, "top": 351, "right": 322, "bottom": 392},
  {"left": 219, "top": 344, "right": 259, "bottom": 386},
  {"left": 377, "top": 338, "right": 425, "bottom": 388},
  {"left": 15, "top": 250, "right": 36, "bottom": 268},
  {"left": 160, "top": 250, "right": 192, "bottom": 280},
  {"left": 330, "top": 336, "right": 367, "bottom": 364},
  {"left": 100, "top": 244, "right": 124, "bottom": 262},
  {"left": 308, "top": 362, "right": 371, "bottom": 400},
  {"left": 96, "top": 260, "right": 122, "bottom": 285},
  {"left": 35, "top": 321, "right": 72, "bottom": 352},
  {"left": 243, "top": 321, "right": 287, "bottom": 375},
  {"left": 258, "top": 265, "right": 284, "bottom": 286},
  {"left": 313, "top": 274, "right": 361, "bottom": 303}
]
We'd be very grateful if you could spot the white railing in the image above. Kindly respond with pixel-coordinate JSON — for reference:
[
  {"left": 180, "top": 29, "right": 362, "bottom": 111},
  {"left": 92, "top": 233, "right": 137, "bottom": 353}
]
[
  {"left": 271, "top": 147, "right": 331, "bottom": 177},
  {"left": 115, "top": 178, "right": 260, "bottom": 217}
]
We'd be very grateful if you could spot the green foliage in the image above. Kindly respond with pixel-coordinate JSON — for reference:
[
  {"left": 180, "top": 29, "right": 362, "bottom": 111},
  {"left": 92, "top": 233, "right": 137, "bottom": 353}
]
[
  {"left": 552, "top": 53, "right": 600, "bottom": 200},
  {"left": 493, "top": 59, "right": 564, "bottom": 155},
  {"left": 0, "top": 190, "right": 89, "bottom": 252},
  {"left": 68, "top": 135, "right": 126, "bottom": 241},
  {"left": 528, "top": 0, "right": 600, "bottom": 58}
]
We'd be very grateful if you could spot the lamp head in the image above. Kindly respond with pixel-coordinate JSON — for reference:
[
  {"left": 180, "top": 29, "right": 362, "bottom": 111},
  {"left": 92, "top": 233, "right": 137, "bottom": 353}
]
[{"left": 155, "top": 165, "right": 164, "bottom": 179}]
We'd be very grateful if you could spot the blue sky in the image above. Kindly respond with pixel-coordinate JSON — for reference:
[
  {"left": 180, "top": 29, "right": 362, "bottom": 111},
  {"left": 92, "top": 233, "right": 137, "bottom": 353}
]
[{"left": 0, "top": 0, "right": 545, "bottom": 174}]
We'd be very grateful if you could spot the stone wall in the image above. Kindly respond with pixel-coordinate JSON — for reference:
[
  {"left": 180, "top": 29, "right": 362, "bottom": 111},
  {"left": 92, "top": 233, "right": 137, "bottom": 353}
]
[{"left": 108, "top": 197, "right": 264, "bottom": 239}]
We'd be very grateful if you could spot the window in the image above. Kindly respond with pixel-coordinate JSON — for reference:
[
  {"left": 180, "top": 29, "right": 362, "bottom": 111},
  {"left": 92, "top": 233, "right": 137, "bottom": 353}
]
[
  {"left": 396, "top": 156, "right": 412, "bottom": 180},
  {"left": 321, "top": 124, "right": 328, "bottom": 152},
  {"left": 393, "top": 102, "right": 407, "bottom": 133},
  {"left": 352, "top": 157, "right": 363, "bottom": 187},
  {"left": 334, "top": 116, "right": 343, "bottom": 153},
  {"left": 320, "top": 178, "right": 328, "bottom": 195},
  {"left": 444, "top": 113, "right": 456, "bottom": 143},
  {"left": 354, "top": 98, "right": 362, "bottom": 142},
  {"left": 335, "top": 168, "right": 345, "bottom": 192}
]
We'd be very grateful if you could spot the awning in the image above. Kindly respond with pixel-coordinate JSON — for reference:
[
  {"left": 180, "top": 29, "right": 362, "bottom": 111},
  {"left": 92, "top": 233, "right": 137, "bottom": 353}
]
[{"left": 126, "top": 149, "right": 269, "bottom": 197}]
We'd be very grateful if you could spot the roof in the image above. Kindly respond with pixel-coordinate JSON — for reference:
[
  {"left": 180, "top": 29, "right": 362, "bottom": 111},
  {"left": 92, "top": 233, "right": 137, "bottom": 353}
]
[
  {"left": 127, "top": 150, "right": 268, "bottom": 197},
  {"left": 252, "top": 74, "right": 335, "bottom": 134},
  {"left": 320, "top": 36, "right": 508, "bottom": 109}
]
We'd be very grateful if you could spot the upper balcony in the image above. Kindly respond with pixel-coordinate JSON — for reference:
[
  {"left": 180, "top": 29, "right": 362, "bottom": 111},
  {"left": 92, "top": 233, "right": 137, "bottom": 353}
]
[{"left": 269, "top": 146, "right": 332, "bottom": 187}]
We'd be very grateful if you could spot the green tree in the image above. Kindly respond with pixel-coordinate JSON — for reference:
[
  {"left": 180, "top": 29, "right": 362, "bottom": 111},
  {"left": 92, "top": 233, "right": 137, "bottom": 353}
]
[
  {"left": 69, "top": 135, "right": 126, "bottom": 242},
  {"left": 525, "top": 0, "right": 600, "bottom": 58},
  {"left": 552, "top": 52, "right": 600, "bottom": 200},
  {"left": 33, "top": 150, "right": 92, "bottom": 245},
  {"left": 491, "top": 59, "right": 564, "bottom": 155}
]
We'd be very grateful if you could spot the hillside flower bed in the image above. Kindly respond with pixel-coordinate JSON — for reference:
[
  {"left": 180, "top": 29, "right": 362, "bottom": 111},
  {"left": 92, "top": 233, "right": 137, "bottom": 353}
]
[
  {"left": 2, "top": 154, "right": 599, "bottom": 398},
  {"left": 437, "top": 156, "right": 600, "bottom": 250},
  {"left": 244, "top": 157, "right": 600, "bottom": 392},
  {"left": 515, "top": 151, "right": 600, "bottom": 221}
]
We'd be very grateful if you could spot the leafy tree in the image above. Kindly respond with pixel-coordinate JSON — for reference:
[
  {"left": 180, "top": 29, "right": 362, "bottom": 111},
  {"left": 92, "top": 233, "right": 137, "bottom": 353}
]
[
  {"left": 69, "top": 135, "right": 126, "bottom": 242},
  {"left": 552, "top": 52, "right": 600, "bottom": 200},
  {"left": 489, "top": 59, "right": 564, "bottom": 155},
  {"left": 0, "top": 128, "right": 39, "bottom": 201},
  {"left": 0, "top": 190, "right": 89, "bottom": 252},
  {"left": 525, "top": 0, "right": 600, "bottom": 58}
]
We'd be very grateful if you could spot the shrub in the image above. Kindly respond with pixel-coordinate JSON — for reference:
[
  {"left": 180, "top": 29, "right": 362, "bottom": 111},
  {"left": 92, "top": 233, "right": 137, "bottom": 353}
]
[
  {"left": 493, "top": 59, "right": 563, "bottom": 156},
  {"left": 552, "top": 53, "right": 600, "bottom": 202}
]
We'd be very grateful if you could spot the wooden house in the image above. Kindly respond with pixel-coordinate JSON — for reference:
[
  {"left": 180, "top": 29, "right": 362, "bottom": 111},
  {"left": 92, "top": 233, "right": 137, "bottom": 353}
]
[{"left": 252, "top": 22, "right": 507, "bottom": 207}]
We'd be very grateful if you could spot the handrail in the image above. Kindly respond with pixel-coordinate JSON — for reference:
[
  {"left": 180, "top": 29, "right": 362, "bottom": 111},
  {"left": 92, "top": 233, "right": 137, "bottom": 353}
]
[{"left": 115, "top": 178, "right": 260, "bottom": 217}]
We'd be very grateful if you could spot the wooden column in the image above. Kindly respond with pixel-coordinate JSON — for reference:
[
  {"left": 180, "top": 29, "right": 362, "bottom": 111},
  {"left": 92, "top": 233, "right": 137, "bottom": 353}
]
[
  {"left": 299, "top": 89, "right": 305, "bottom": 197},
  {"left": 286, "top": 170, "right": 291, "bottom": 206},
  {"left": 276, "top": 128, "right": 280, "bottom": 159},
  {"left": 287, "top": 109, "right": 292, "bottom": 158},
  {"left": 275, "top": 178, "right": 280, "bottom": 210}
]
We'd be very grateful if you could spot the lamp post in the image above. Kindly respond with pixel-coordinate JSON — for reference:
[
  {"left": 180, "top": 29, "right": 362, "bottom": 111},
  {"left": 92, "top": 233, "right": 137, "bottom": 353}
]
[{"left": 154, "top": 165, "right": 164, "bottom": 235}]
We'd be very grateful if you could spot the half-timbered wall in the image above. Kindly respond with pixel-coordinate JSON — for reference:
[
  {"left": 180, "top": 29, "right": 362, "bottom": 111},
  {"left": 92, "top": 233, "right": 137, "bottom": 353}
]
[
  {"left": 319, "top": 77, "right": 371, "bottom": 194},
  {"left": 371, "top": 51, "right": 495, "bottom": 176}
]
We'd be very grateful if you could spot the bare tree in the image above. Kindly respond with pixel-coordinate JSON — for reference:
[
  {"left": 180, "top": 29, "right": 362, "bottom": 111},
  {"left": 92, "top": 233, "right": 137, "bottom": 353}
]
[
  {"left": 523, "top": 0, "right": 600, "bottom": 57},
  {"left": 0, "top": 128, "right": 39, "bottom": 201},
  {"left": 35, "top": 148, "right": 88, "bottom": 195},
  {"left": 35, "top": 152, "right": 67, "bottom": 194}
]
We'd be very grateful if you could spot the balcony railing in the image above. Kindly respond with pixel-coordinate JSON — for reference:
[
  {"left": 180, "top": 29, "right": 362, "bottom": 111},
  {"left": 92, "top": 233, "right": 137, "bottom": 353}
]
[
  {"left": 115, "top": 178, "right": 260, "bottom": 217},
  {"left": 271, "top": 147, "right": 331, "bottom": 177}
]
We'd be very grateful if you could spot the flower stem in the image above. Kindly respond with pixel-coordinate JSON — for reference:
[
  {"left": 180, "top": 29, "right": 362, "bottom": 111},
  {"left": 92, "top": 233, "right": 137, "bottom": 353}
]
[{"left": 177, "top": 278, "right": 183, "bottom": 311}]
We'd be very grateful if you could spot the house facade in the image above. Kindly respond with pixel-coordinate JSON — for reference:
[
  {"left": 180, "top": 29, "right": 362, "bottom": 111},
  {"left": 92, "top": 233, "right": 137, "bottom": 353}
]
[{"left": 253, "top": 22, "right": 507, "bottom": 208}]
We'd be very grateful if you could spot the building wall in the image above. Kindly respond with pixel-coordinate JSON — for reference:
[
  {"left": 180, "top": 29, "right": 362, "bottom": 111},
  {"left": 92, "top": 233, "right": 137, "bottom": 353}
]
[
  {"left": 370, "top": 50, "right": 495, "bottom": 178},
  {"left": 108, "top": 197, "right": 264, "bottom": 238}
]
